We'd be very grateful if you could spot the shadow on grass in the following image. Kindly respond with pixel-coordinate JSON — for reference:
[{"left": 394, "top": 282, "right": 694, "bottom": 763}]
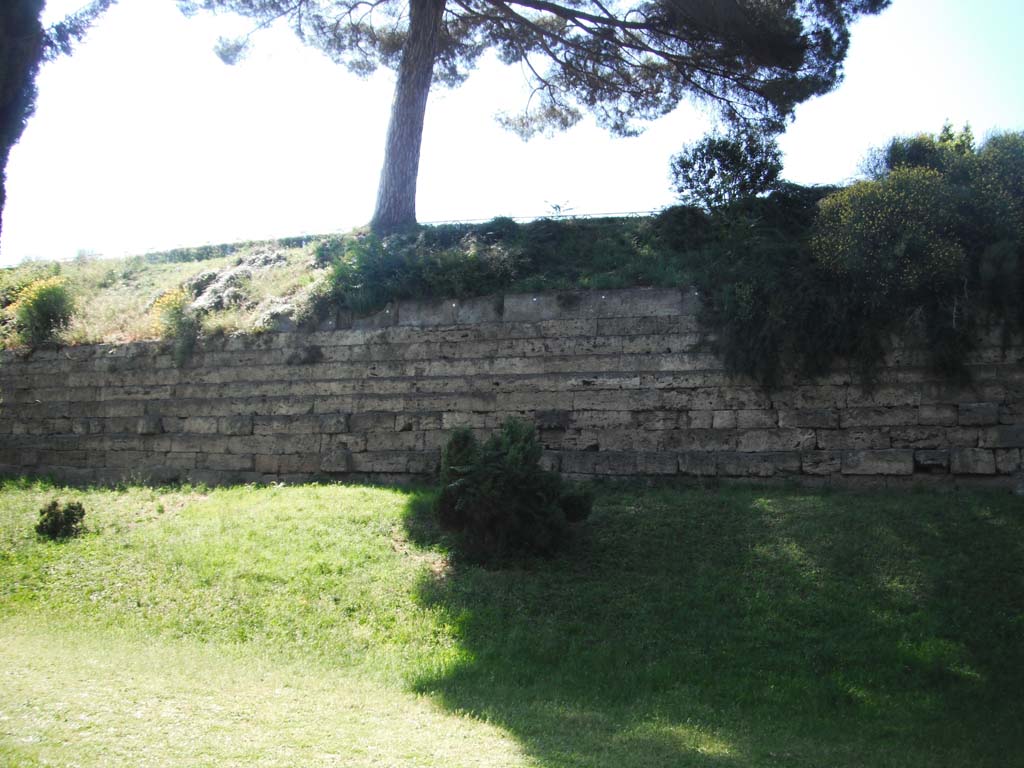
[{"left": 401, "top": 485, "right": 1024, "bottom": 768}]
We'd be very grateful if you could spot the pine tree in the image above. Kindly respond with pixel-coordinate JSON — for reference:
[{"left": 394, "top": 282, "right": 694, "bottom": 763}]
[{"left": 189, "top": 0, "right": 889, "bottom": 233}]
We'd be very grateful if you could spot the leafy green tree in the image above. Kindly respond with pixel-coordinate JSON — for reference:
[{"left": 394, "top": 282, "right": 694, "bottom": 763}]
[
  {"left": 0, "top": 0, "right": 116, "bottom": 247},
  {"left": 670, "top": 125, "right": 783, "bottom": 209},
  {"left": 814, "top": 127, "right": 1024, "bottom": 375},
  {"left": 181, "top": 0, "right": 889, "bottom": 233}
]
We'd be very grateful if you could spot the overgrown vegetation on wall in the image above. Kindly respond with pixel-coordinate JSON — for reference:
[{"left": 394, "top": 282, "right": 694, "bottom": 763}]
[{"left": 1, "top": 125, "right": 1020, "bottom": 384}]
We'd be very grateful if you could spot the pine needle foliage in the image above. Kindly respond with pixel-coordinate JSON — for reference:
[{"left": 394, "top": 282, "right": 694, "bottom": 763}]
[
  {"left": 35, "top": 499, "right": 86, "bottom": 540},
  {"left": 435, "top": 419, "right": 592, "bottom": 562}
]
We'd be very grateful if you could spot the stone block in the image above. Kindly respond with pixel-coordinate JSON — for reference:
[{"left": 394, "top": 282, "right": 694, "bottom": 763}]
[
  {"left": 503, "top": 293, "right": 573, "bottom": 322},
  {"left": 950, "top": 448, "right": 997, "bottom": 475},
  {"left": 712, "top": 410, "right": 737, "bottom": 430},
  {"left": 350, "top": 451, "right": 412, "bottom": 474},
  {"left": 351, "top": 305, "right": 397, "bottom": 330},
  {"left": 995, "top": 449, "right": 1021, "bottom": 475},
  {"left": 136, "top": 415, "right": 163, "bottom": 435},
  {"left": 847, "top": 386, "right": 920, "bottom": 407},
  {"left": 770, "top": 386, "right": 846, "bottom": 410},
  {"left": 407, "top": 451, "right": 440, "bottom": 474},
  {"left": 200, "top": 453, "right": 254, "bottom": 471},
  {"left": 662, "top": 429, "right": 737, "bottom": 452},
  {"left": 561, "top": 450, "right": 638, "bottom": 475},
  {"left": 841, "top": 450, "right": 914, "bottom": 475},
  {"left": 254, "top": 454, "right": 280, "bottom": 474},
  {"left": 678, "top": 451, "right": 717, "bottom": 476},
  {"left": 979, "top": 425, "right": 1024, "bottom": 448},
  {"left": 636, "top": 411, "right": 680, "bottom": 430},
  {"left": 366, "top": 431, "right": 424, "bottom": 452},
  {"left": 841, "top": 407, "right": 918, "bottom": 428},
  {"left": 736, "top": 429, "right": 816, "bottom": 452},
  {"left": 687, "top": 411, "right": 713, "bottom": 429},
  {"left": 220, "top": 415, "right": 254, "bottom": 436},
  {"left": 959, "top": 403, "right": 1000, "bottom": 426},
  {"left": 1000, "top": 403, "right": 1024, "bottom": 425},
  {"left": 397, "top": 298, "right": 458, "bottom": 327},
  {"left": 717, "top": 452, "right": 801, "bottom": 477},
  {"left": 276, "top": 453, "right": 321, "bottom": 474},
  {"left": 183, "top": 416, "right": 220, "bottom": 434},
  {"left": 350, "top": 411, "right": 398, "bottom": 432},
  {"left": 395, "top": 413, "right": 441, "bottom": 432},
  {"left": 636, "top": 452, "right": 679, "bottom": 475},
  {"left": 578, "top": 287, "right": 684, "bottom": 318},
  {"left": 919, "top": 404, "right": 957, "bottom": 426},
  {"left": 735, "top": 410, "right": 778, "bottom": 429},
  {"left": 778, "top": 409, "right": 838, "bottom": 429},
  {"left": 536, "top": 410, "right": 572, "bottom": 430},
  {"left": 802, "top": 451, "right": 841, "bottom": 476},
  {"left": 914, "top": 449, "right": 949, "bottom": 472},
  {"left": 889, "top": 427, "right": 947, "bottom": 449},
  {"left": 456, "top": 295, "right": 504, "bottom": 324}
]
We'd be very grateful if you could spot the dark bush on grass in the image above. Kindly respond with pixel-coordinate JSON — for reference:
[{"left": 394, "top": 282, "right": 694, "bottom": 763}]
[
  {"left": 436, "top": 419, "right": 591, "bottom": 561},
  {"left": 35, "top": 500, "right": 86, "bottom": 540}
]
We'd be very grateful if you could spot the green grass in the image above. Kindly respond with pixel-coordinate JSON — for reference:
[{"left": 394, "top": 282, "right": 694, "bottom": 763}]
[{"left": 1, "top": 478, "right": 1022, "bottom": 766}]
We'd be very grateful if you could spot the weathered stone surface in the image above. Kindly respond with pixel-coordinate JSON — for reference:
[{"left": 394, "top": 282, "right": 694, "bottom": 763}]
[
  {"left": 686, "top": 411, "right": 714, "bottom": 429},
  {"left": 0, "top": 287, "right": 1020, "bottom": 485},
  {"left": 678, "top": 451, "right": 716, "bottom": 476},
  {"left": 919, "top": 404, "right": 957, "bottom": 426},
  {"left": 817, "top": 429, "right": 891, "bottom": 450},
  {"left": 995, "top": 449, "right": 1021, "bottom": 475},
  {"left": 841, "top": 407, "right": 918, "bottom": 428},
  {"left": 398, "top": 299, "right": 458, "bottom": 327},
  {"left": 914, "top": 449, "right": 949, "bottom": 472},
  {"left": 802, "top": 451, "right": 841, "bottom": 475},
  {"left": 950, "top": 448, "right": 997, "bottom": 475},
  {"left": 778, "top": 409, "right": 838, "bottom": 429},
  {"left": 979, "top": 425, "right": 1024, "bottom": 448},
  {"left": 220, "top": 415, "right": 254, "bottom": 436},
  {"left": 959, "top": 403, "right": 1000, "bottom": 426},
  {"left": 636, "top": 452, "right": 679, "bottom": 475},
  {"left": 889, "top": 427, "right": 947, "bottom": 449},
  {"left": 735, "top": 409, "right": 778, "bottom": 429},
  {"left": 717, "top": 452, "right": 801, "bottom": 477},
  {"left": 136, "top": 415, "right": 163, "bottom": 435},
  {"left": 841, "top": 450, "right": 914, "bottom": 475},
  {"left": 712, "top": 410, "right": 737, "bottom": 430},
  {"left": 737, "top": 429, "right": 816, "bottom": 452}
]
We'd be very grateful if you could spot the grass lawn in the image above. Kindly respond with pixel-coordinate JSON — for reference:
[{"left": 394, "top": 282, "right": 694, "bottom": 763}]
[{"left": 1, "top": 479, "right": 1022, "bottom": 767}]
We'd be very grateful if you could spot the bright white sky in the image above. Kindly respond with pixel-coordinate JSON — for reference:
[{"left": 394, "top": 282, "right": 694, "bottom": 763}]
[{"left": 1, "top": 0, "right": 1022, "bottom": 265}]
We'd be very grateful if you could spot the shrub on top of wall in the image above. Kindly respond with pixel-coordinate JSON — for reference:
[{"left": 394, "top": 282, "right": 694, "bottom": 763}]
[
  {"left": 811, "top": 126, "right": 1024, "bottom": 378},
  {"left": 435, "top": 419, "right": 592, "bottom": 562},
  {"left": 149, "top": 288, "right": 199, "bottom": 365},
  {"left": 8, "top": 275, "right": 74, "bottom": 348}
]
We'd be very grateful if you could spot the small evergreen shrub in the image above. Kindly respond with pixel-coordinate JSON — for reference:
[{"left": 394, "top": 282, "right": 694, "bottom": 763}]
[
  {"left": 435, "top": 419, "right": 592, "bottom": 561},
  {"left": 8, "top": 276, "right": 74, "bottom": 347},
  {"left": 35, "top": 500, "right": 86, "bottom": 540}
]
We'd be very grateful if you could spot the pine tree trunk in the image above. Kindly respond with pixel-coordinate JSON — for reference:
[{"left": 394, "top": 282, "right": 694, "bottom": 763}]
[{"left": 370, "top": 0, "right": 445, "bottom": 234}]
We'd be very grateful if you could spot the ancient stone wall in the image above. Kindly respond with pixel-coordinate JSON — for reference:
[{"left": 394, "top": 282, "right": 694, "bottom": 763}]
[{"left": 1, "top": 287, "right": 1022, "bottom": 488}]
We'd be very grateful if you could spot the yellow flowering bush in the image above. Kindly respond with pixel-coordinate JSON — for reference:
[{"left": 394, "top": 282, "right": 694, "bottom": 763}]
[
  {"left": 149, "top": 288, "right": 199, "bottom": 364},
  {"left": 813, "top": 167, "right": 965, "bottom": 301},
  {"left": 8, "top": 276, "right": 74, "bottom": 347}
]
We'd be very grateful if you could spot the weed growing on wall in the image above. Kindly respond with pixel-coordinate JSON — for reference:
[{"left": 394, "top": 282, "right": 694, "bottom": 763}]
[{"left": 150, "top": 289, "right": 199, "bottom": 365}]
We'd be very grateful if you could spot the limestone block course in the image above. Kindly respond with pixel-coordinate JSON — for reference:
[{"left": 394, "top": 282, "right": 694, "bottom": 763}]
[{"left": 0, "top": 287, "right": 1020, "bottom": 487}]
